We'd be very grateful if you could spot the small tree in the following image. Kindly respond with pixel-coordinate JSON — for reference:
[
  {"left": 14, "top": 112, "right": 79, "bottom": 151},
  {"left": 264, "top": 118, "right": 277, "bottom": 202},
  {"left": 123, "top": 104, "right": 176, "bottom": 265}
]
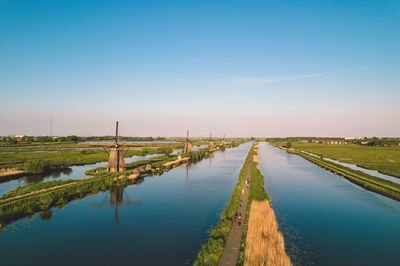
[
  {"left": 286, "top": 141, "right": 292, "bottom": 149},
  {"left": 157, "top": 147, "right": 173, "bottom": 156}
]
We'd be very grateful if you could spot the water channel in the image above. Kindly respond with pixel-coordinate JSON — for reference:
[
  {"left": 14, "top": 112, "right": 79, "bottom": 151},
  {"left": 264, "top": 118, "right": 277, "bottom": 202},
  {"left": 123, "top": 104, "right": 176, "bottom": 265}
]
[
  {"left": 258, "top": 143, "right": 400, "bottom": 265},
  {"left": 0, "top": 154, "right": 162, "bottom": 197},
  {"left": 301, "top": 151, "right": 400, "bottom": 184},
  {"left": 0, "top": 143, "right": 252, "bottom": 265}
]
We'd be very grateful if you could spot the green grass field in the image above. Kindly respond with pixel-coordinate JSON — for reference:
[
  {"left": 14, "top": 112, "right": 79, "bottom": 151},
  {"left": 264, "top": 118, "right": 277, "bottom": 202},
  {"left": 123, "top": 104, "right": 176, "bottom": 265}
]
[
  {"left": 0, "top": 146, "right": 164, "bottom": 169},
  {"left": 289, "top": 143, "right": 400, "bottom": 178}
]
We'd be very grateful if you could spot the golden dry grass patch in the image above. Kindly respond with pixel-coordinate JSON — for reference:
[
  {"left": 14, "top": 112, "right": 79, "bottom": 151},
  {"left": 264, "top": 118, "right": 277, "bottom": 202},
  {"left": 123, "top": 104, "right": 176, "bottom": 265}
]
[{"left": 245, "top": 200, "right": 292, "bottom": 266}]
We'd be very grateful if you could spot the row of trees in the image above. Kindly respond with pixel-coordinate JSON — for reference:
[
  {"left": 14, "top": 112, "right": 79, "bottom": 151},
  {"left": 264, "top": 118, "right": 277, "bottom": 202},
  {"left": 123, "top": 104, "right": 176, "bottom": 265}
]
[
  {"left": 0, "top": 135, "right": 168, "bottom": 144},
  {"left": 351, "top": 137, "right": 399, "bottom": 146},
  {"left": 268, "top": 137, "right": 400, "bottom": 147},
  {"left": 1, "top": 136, "right": 79, "bottom": 144}
]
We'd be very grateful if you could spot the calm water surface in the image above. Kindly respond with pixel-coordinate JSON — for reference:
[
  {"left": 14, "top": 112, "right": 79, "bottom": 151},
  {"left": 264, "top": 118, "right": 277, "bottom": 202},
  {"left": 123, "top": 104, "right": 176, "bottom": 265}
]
[
  {"left": 0, "top": 143, "right": 251, "bottom": 266},
  {"left": 259, "top": 143, "right": 400, "bottom": 266}
]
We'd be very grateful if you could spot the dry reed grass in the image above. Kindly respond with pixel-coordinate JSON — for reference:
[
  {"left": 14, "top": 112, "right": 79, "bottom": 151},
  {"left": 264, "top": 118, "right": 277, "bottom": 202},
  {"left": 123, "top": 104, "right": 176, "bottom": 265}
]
[
  {"left": 0, "top": 168, "right": 25, "bottom": 177},
  {"left": 245, "top": 200, "right": 292, "bottom": 266}
]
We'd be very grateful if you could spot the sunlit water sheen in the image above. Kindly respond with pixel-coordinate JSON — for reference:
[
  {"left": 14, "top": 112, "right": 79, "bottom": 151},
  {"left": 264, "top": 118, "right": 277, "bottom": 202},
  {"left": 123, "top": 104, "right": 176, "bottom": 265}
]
[
  {"left": 258, "top": 143, "right": 400, "bottom": 266},
  {"left": 0, "top": 143, "right": 251, "bottom": 266}
]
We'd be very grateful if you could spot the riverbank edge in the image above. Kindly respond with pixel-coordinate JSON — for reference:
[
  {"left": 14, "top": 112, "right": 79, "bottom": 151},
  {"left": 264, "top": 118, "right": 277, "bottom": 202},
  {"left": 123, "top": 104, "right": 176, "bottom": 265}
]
[
  {"left": 0, "top": 148, "right": 166, "bottom": 182},
  {"left": 271, "top": 144, "right": 400, "bottom": 202},
  {"left": 301, "top": 150, "right": 400, "bottom": 180},
  {"left": 193, "top": 145, "right": 253, "bottom": 266},
  {"left": 236, "top": 144, "right": 271, "bottom": 265},
  {"left": 281, "top": 142, "right": 400, "bottom": 178},
  {"left": 0, "top": 144, "right": 239, "bottom": 226}
]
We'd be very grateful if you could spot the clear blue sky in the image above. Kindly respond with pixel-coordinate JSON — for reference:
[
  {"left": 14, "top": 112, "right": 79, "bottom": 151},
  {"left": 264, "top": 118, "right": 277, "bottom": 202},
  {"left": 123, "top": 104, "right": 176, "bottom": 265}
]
[{"left": 1, "top": 0, "right": 399, "bottom": 137}]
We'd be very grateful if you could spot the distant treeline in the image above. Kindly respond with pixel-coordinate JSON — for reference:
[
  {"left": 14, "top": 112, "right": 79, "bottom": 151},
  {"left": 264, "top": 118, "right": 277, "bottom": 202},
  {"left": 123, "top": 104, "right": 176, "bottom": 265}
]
[
  {"left": 0, "top": 136, "right": 166, "bottom": 144},
  {"left": 267, "top": 137, "right": 400, "bottom": 147},
  {"left": 0, "top": 135, "right": 80, "bottom": 144}
]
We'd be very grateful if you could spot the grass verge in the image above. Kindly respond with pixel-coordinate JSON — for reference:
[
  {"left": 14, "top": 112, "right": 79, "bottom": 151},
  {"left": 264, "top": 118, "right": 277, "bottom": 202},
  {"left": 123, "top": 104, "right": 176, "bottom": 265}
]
[
  {"left": 193, "top": 146, "right": 252, "bottom": 266},
  {"left": 293, "top": 150, "right": 400, "bottom": 202},
  {"left": 236, "top": 145, "right": 270, "bottom": 265}
]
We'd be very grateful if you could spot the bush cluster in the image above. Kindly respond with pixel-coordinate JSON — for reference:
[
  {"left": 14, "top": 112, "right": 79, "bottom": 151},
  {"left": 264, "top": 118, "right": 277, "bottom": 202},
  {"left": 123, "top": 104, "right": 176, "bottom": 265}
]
[{"left": 25, "top": 159, "right": 71, "bottom": 174}]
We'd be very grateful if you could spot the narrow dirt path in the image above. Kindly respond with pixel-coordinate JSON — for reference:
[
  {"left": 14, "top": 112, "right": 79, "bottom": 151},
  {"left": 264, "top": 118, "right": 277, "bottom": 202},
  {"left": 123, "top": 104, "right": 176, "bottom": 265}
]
[{"left": 219, "top": 148, "right": 253, "bottom": 266}]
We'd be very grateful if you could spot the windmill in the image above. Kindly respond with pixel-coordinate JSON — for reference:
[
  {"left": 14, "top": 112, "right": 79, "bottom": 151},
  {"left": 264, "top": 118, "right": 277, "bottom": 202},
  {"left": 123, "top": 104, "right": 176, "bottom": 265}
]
[
  {"left": 183, "top": 130, "right": 193, "bottom": 153},
  {"left": 221, "top": 134, "right": 226, "bottom": 146},
  {"left": 209, "top": 132, "right": 215, "bottom": 148},
  {"left": 106, "top": 121, "right": 126, "bottom": 172}
]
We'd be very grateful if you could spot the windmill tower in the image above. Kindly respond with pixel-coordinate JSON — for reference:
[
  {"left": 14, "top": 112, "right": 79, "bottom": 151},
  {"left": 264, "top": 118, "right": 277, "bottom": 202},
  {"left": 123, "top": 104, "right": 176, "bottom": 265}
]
[
  {"left": 183, "top": 130, "right": 193, "bottom": 153},
  {"left": 107, "top": 121, "right": 126, "bottom": 172},
  {"left": 221, "top": 134, "right": 226, "bottom": 146},
  {"left": 209, "top": 132, "right": 215, "bottom": 148}
]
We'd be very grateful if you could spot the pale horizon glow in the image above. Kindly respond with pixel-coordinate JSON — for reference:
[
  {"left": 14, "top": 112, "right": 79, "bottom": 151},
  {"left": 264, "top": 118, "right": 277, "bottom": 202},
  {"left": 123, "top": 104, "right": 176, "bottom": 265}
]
[{"left": 1, "top": 1, "right": 399, "bottom": 137}]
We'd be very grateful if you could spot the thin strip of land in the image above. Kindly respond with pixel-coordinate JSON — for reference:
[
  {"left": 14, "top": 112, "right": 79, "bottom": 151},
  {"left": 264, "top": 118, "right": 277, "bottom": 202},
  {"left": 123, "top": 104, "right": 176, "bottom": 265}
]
[
  {"left": 219, "top": 147, "right": 253, "bottom": 266},
  {"left": 271, "top": 144, "right": 400, "bottom": 202},
  {"left": 195, "top": 143, "right": 290, "bottom": 266},
  {"left": 194, "top": 146, "right": 253, "bottom": 266},
  {"left": 237, "top": 144, "right": 291, "bottom": 266},
  {"left": 288, "top": 143, "right": 400, "bottom": 178}
]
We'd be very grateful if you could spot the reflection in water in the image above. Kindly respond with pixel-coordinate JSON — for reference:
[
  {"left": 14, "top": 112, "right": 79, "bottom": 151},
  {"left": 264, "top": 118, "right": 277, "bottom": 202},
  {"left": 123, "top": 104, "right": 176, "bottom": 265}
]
[
  {"left": 209, "top": 152, "right": 214, "bottom": 168},
  {"left": 90, "top": 186, "right": 142, "bottom": 224},
  {"left": 110, "top": 188, "right": 123, "bottom": 224},
  {"left": 186, "top": 163, "right": 190, "bottom": 181},
  {"left": 39, "top": 210, "right": 53, "bottom": 221},
  {"left": 24, "top": 168, "right": 73, "bottom": 184}
]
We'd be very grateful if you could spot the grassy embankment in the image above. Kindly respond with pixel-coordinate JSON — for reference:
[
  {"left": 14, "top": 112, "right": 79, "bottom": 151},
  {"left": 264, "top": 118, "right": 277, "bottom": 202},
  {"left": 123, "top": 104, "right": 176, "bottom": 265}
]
[
  {"left": 289, "top": 150, "right": 400, "bottom": 202},
  {"left": 237, "top": 144, "right": 291, "bottom": 266},
  {"left": 289, "top": 143, "right": 400, "bottom": 178},
  {"left": 0, "top": 144, "right": 235, "bottom": 225},
  {"left": 0, "top": 146, "right": 170, "bottom": 180},
  {"left": 194, "top": 146, "right": 253, "bottom": 266},
  {"left": 271, "top": 142, "right": 400, "bottom": 202}
]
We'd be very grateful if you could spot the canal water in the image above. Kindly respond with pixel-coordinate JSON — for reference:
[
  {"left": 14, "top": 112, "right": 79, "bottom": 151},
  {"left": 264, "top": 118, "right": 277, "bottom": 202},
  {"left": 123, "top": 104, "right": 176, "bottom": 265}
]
[
  {"left": 258, "top": 143, "right": 400, "bottom": 266},
  {"left": 301, "top": 151, "right": 400, "bottom": 184},
  {"left": 0, "top": 154, "right": 162, "bottom": 197},
  {"left": 0, "top": 143, "right": 252, "bottom": 266}
]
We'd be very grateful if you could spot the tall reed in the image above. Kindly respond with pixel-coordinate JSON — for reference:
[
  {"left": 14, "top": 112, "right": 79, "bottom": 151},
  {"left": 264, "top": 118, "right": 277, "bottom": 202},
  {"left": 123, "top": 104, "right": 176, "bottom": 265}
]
[{"left": 244, "top": 200, "right": 292, "bottom": 266}]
